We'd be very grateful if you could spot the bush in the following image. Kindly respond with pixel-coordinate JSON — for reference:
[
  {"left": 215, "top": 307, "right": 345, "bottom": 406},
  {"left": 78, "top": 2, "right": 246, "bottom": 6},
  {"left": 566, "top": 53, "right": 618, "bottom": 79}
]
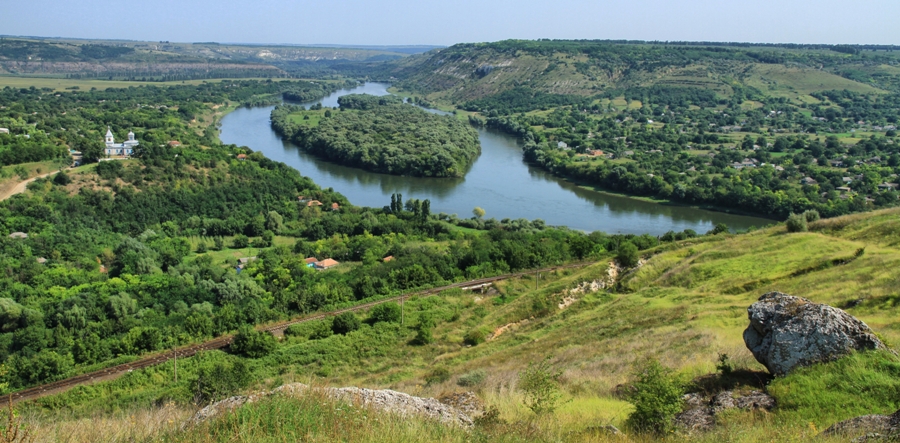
[
  {"left": 463, "top": 328, "right": 488, "bottom": 346},
  {"left": 616, "top": 241, "right": 639, "bottom": 268},
  {"left": 804, "top": 209, "right": 821, "bottom": 222},
  {"left": 786, "top": 213, "right": 808, "bottom": 232},
  {"left": 53, "top": 170, "right": 71, "bottom": 185},
  {"left": 413, "top": 312, "right": 434, "bottom": 345},
  {"left": 196, "top": 242, "right": 208, "bottom": 253},
  {"left": 230, "top": 325, "right": 277, "bottom": 358},
  {"left": 369, "top": 302, "right": 401, "bottom": 324},
  {"left": 193, "top": 354, "right": 253, "bottom": 404},
  {"left": 625, "top": 359, "right": 684, "bottom": 434},
  {"left": 425, "top": 367, "right": 450, "bottom": 385},
  {"left": 331, "top": 312, "right": 360, "bottom": 335},
  {"left": 457, "top": 369, "right": 486, "bottom": 387},
  {"left": 707, "top": 223, "right": 729, "bottom": 235},
  {"left": 716, "top": 353, "right": 734, "bottom": 376},
  {"left": 231, "top": 234, "right": 250, "bottom": 249},
  {"left": 518, "top": 357, "right": 565, "bottom": 415}
]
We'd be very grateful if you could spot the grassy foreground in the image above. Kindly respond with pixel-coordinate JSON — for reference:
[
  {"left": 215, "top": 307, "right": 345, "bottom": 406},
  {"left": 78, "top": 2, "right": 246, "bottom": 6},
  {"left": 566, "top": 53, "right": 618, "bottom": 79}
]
[{"left": 13, "top": 208, "right": 900, "bottom": 442}]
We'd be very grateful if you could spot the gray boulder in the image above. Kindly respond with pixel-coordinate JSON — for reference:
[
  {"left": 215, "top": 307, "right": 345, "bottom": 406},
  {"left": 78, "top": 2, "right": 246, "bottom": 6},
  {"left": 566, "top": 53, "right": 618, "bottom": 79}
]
[{"left": 743, "top": 292, "right": 885, "bottom": 376}]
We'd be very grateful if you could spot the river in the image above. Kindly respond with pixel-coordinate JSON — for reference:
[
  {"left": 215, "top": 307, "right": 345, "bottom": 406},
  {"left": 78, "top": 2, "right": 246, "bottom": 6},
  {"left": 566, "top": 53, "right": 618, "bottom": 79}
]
[{"left": 219, "top": 82, "right": 770, "bottom": 235}]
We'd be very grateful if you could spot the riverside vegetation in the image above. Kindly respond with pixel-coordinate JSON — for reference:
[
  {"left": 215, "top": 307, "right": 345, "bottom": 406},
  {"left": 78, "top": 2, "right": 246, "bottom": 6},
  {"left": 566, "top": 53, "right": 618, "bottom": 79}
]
[
  {"left": 386, "top": 39, "right": 900, "bottom": 218},
  {"left": 271, "top": 94, "right": 481, "bottom": 177}
]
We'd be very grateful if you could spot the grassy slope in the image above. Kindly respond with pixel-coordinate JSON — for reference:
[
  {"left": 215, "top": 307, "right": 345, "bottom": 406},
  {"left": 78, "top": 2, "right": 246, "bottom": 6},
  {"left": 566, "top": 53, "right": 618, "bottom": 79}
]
[
  {"left": 388, "top": 44, "right": 888, "bottom": 105},
  {"left": 18, "top": 208, "right": 900, "bottom": 442}
]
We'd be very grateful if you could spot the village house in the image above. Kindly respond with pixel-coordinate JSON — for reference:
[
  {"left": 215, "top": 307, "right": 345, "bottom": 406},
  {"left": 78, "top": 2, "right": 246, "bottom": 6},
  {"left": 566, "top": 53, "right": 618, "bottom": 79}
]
[
  {"left": 314, "top": 258, "right": 340, "bottom": 270},
  {"left": 167, "top": 141, "right": 182, "bottom": 147},
  {"left": 307, "top": 200, "right": 324, "bottom": 207},
  {"left": 303, "top": 257, "right": 318, "bottom": 267},
  {"left": 8, "top": 232, "right": 28, "bottom": 239},
  {"left": 0, "top": 128, "right": 8, "bottom": 134},
  {"left": 801, "top": 177, "right": 818, "bottom": 185},
  {"left": 557, "top": 141, "right": 569, "bottom": 150},
  {"left": 331, "top": 202, "right": 340, "bottom": 211},
  {"left": 878, "top": 183, "right": 898, "bottom": 190},
  {"left": 237, "top": 154, "right": 247, "bottom": 161},
  {"left": 836, "top": 186, "right": 852, "bottom": 193},
  {"left": 382, "top": 255, "right": 394, "bottom": 262}
]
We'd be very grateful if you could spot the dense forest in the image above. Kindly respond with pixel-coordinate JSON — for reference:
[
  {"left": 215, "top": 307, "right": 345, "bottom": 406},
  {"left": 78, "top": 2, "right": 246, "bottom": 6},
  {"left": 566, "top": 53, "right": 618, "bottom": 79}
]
[{"left": 270, "top": 94, "right": 481, "bottom": 177}]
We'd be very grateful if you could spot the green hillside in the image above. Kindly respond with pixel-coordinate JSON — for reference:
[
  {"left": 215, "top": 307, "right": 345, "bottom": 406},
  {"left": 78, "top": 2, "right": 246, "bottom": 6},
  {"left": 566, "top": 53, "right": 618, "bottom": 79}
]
[
  {"left": 385, "top": 40, "right": 899, "bottom": 104},
  {"left": 15, "top": 207, "right": 900, "bottom": 442}
]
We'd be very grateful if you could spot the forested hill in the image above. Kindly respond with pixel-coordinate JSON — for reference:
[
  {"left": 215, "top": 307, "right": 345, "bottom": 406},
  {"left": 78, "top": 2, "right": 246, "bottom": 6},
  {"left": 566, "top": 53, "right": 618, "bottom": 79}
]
[
  {"left": 270, "top": 94, "right": 481, "bottom": 177},
  {"left": 382, "top": 39, "right": 900, "bottom": 105}
]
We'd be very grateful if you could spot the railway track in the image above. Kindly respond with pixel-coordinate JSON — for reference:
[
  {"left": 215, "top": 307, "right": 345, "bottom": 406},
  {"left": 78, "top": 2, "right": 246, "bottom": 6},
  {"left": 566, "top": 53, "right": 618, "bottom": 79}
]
[{"left": 7, "top": 261, "right": 591, "bottom": 404}]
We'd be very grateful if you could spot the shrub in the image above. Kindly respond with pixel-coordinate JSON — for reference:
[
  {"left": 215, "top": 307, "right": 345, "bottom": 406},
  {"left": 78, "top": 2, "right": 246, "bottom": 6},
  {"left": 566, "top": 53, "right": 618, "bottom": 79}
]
[
  {"left": 716, "top": 353, "right": 734, "bottom": 376},
  {"left": 331, "top": 312, "right": 360, "bottom": 335},
  {"left": 193, "top": 354, "right": 253, "bottom": 404},
  {"left": 625, "top": 359, "right": 684, "bottom": 434},
  {"left": 707, "top": 223, "right": 728, "bottom": 235},
  {"left": 786, "top": 213, "right": 808, "bottom": 232},
  {"left": 231, "top": 234, "right": 249, "bottom": 249},
  {"left": 413, "top": 312, "right": 434, "bottom": 345},
  {"left": 463, "top": 328, "right": 488, "bottom": 346},
  {"left": 230, "top": 325, "right": 277, "bottom": 358},
  {"left": 369, "top": 302, "right": 401, "bottom": 324},
  {"left": 53, "top": 170, "right": 71, "bottom": 185},
  {"left": 518, "top": 357, "right": 565, "bottom": 415},
  {"left": 803, "top": 209, "right": 821, "bottom": 222},
  {"left": 457, "top": 369, "right": 486, "bottom": 387},
  {"left": 616, "top": 241, "right": 639, "bottom": 268},
  {"left": 196, "top": 242, "right": 208, "bottom": 253},
  {"left": 213, "top": 237, "right": 224, "bottom": 251},
  {"left": 425, "top": 367, "right": 450, "bottom": 385}
]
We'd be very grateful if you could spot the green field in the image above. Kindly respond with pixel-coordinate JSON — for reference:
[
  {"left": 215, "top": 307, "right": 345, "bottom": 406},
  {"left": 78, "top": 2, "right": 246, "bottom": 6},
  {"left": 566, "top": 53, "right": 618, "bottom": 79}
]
[{"left": 0, "top": 76, "right": 264, "bottom": 92}]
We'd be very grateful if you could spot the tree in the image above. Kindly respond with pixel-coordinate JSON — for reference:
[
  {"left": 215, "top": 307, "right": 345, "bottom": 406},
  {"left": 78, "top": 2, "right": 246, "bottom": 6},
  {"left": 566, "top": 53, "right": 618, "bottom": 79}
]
[
  {"left": 331, "top": 312, "right": 361, "bottom": 335},
  {"left": 193, "top": 354, "right": 253, "bottom": 404},
  {"left": 473, "top": 206, "right": 486, "bottom": 219},
  {"left": 518, "top": 357, "right": 566, "bottom": 415},
  {"left": 413, "top": 312, "right": 434, "bottom": 345},
  {"left": 616, "top": 241, "right": 639, "bottom": 268},
  {"left": 78, "top": 137, "right": 106, "bottom": 163},
  {"left": 230, "top": 325, "right": 277, "bottom": 358},
  {"left": 369, "top": 302, "right": 401, "bottom": 324}
]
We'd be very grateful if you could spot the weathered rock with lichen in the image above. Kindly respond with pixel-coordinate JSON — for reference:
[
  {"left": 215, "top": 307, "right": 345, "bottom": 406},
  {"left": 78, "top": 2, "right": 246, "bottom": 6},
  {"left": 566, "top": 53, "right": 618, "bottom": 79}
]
[
  {"left": 188, "top": 383, "right": 474, "bottom": 427},
  {"left": 743, "top": 292, "right": 885, "bottom": 376},
  {"left": 821, "top": 409, "right": 900, "bottom": 441}
]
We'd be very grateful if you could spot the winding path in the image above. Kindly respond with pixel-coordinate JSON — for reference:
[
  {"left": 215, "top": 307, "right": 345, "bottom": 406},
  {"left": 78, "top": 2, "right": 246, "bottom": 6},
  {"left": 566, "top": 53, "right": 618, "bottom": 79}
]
[{"left": 0, "top": 170, "right": 59, "bottom": 201}]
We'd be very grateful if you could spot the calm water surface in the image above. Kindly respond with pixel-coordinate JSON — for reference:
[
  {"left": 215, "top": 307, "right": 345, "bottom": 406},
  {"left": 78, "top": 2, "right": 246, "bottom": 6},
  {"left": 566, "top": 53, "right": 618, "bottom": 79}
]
[{"left": 219, "top": 83, "right": 770, "bottom": 235}]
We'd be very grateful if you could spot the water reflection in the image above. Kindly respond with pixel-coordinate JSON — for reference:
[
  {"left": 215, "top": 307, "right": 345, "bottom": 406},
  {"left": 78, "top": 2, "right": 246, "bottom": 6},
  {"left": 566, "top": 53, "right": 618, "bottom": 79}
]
[{"left": 219, "top": 83, "right": 771, "bottom": 235}]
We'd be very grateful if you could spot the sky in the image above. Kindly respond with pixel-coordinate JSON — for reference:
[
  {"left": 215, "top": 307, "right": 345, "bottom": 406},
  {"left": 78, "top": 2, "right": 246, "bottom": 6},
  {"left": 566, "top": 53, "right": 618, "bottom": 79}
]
[{"left": 3, "top": 0, "right": 898, "bottom": 46}]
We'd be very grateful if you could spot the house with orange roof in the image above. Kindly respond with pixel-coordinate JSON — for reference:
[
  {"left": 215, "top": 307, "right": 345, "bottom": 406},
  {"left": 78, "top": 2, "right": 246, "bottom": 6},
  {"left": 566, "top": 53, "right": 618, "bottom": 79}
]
[
  {"left": 307, "top": 200, "right": 323, "bottom": 207},
  {"left": 314, "top": 258, "right": 340, "bottom": 270}
]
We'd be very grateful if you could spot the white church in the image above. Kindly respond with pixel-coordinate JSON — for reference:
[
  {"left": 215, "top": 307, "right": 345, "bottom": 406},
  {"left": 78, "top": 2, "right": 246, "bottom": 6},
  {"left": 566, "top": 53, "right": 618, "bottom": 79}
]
[{"left": 104, "top": 127, "right": 139, "bottom": 157}]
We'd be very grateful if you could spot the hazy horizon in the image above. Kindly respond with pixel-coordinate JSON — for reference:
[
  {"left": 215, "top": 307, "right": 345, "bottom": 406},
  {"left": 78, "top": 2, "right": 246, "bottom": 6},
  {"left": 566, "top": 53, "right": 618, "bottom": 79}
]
[{"left": 3, "top": 0, "right": 898, "bottom": 47}]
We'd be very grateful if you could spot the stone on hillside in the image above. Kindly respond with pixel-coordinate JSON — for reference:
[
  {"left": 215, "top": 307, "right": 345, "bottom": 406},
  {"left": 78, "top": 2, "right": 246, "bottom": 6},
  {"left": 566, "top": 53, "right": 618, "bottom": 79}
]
[
  {"left": 188, "top": 384, "right": 474, "bottom": 427},
  {"left": 674, "top": 390, "right": 775, "bottom": 432},
  {"left": 743, "top": 292, "right": 885, "bottom": 376},
  {"left": 821, "top": 409, "right": 900, "bottom": 441}
]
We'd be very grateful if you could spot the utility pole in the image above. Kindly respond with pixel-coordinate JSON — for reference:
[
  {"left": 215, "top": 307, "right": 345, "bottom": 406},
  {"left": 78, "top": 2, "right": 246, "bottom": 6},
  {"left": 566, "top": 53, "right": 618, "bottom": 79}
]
[
  {"left": 400, "top": 296, "right": 404, "bottom": 326},
  {"left": 173, "top": 348, "right": 177, "bottom": 383}
]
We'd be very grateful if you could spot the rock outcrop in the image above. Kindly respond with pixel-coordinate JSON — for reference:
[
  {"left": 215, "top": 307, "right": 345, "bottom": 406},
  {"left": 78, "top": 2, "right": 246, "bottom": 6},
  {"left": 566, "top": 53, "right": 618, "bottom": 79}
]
[
  {"left": 188, "top": 384, "right": 474, "bottom": 427},
  {"left": 674, "top": 390, "right": 776, "bottom": 432},
  {"left": 743, "top": 292, "right": 885, "bottom": 376},
  {"left": 821, "top": 409, "right": 900, "bottom": 442}
]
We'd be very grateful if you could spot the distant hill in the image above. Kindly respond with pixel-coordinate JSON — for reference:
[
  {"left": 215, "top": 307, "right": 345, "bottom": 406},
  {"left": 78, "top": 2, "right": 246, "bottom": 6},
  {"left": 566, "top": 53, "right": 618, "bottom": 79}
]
[{"left": 381, "top": 39, "right": 900, "bottom": 105}]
